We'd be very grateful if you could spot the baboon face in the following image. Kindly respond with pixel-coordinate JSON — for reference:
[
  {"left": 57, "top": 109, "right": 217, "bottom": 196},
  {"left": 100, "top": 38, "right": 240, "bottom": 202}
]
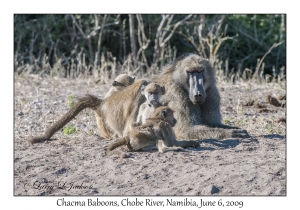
[
  {"left": 152, "top": 106, "right": 177, "bottom": 127},
  {"left": 187, "top": 71, "right": 206, "bottom": 104},
  {"left": 112, "top": 74, "right": 135, "bottom": 88},
  {"left": 142, "top": 83, "right": 165, "bottom": 107},
  {"left": 174, "top": 55, "right": 212, "bottom": 104}
]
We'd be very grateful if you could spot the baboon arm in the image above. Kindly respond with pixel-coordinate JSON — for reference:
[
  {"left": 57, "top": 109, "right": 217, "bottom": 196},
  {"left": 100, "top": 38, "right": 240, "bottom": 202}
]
[
  {"left": 156, "top": 139, "right": 185, "bottom": 153},
  {"left": 106, "top": 136, "right": 131, "bottom": 152},
  {"left": 136, "top": 105, "right": 145, "bottom": 125},
  {"left": 174, "top": 139, "right": 200, "bottom": 148},
  {"left": 156, "top": 139, "right": 166, "bottom": 153}
]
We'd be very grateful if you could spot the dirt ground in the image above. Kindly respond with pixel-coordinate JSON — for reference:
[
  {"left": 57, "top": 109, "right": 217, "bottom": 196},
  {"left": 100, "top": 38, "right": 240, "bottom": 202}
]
[{"left": 14, "top": 74, "right": 286, "bottom": 196}]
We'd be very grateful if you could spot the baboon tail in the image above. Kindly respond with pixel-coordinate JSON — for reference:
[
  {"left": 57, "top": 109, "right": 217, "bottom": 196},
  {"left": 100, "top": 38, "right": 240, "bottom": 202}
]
[
  {"left": 106, "top": 136, "right": 131, "bottom": 152},
  {"left": 28, "top": 94, "right": 102, "bottom": 145}
]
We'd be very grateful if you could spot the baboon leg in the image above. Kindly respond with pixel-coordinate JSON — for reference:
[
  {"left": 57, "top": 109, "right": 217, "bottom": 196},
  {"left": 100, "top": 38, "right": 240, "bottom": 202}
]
[
  {"left": 175, "top": 125, "right": 249, "bottom": 140},
  {"left": 28, "top": 94, "right": 102, "bottom": 145},
  {"left": 174, "top": 140, "right": 200, "bottom": 148},
  {"left": 95, "top": 113, "right": 115, "bottom": 139},
  {"left": 106, "top": 136, "right": 131, "bottom": 152}
]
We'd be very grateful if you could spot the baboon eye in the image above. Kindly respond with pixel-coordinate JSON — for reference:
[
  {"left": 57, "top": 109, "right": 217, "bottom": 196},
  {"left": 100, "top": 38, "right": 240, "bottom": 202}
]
[{"left": 161, "top": 111, "right": 167, "bottom": 119}]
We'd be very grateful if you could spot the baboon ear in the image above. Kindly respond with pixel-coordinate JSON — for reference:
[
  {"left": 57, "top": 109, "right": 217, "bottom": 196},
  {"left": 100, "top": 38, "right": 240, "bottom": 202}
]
[
  {"left": 112, "top": 81, "right": 119, "bottom": 86},
  {"left": 141, "top": 85, "right": 145, "bottom": 95},
  {"left": 161, "top": 86, "right": 166, "bottom": 95},
  {"left": 161, "top": 111, "right": 167, "bottom": 119}
]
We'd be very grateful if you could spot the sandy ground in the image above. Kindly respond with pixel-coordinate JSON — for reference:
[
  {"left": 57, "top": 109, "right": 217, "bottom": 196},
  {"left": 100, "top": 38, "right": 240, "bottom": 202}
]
[{"left": 14, "top": 74, "right": 286, "bottom": 196}]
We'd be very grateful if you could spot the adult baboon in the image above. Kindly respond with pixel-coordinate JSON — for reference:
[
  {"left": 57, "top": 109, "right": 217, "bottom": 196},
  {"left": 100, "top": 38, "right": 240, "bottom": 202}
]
[
  {"left": 28, "top": 79, "right": 148, "bottom": 144},
  {"left": 104, "top": 74, "right": 135, "bottom": 98},
  {"left": 153, "top": 53, "right": 248, "bottom": 140},
  {"left": 136, "top": 83, "right": 165, "bottom": 125},
  {"left": 106, "top": 106, "right": 200, "bottom": 153}
]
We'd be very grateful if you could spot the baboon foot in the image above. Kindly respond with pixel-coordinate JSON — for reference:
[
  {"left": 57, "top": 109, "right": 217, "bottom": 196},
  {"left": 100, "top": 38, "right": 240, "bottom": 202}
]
[
  {"left": 231, "top": 129, "right": 250, "bottom": 138},
  {"left": 193, "top": 141, "right": 200, "bottom": 148}
]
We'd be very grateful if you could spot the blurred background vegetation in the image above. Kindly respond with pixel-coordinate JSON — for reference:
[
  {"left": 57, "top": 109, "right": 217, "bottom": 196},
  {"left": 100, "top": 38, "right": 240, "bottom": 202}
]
[{"left": 14, "top": 14, "right": 286, "bottom": 82}]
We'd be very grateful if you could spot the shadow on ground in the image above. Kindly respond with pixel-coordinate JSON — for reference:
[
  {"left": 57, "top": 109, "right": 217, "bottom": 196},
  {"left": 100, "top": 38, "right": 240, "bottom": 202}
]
[
  {"left": 197, "top": 139, "right": 241, "bottom": 151},
  {"left": 262, "top": 134, "right": 285, "bottom": 139}
]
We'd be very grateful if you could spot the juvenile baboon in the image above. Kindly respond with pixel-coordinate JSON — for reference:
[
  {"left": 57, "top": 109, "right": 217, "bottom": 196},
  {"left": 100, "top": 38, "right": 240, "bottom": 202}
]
[
  {"left": 106, "top": 106, "right": 200, "bottom": 153},
  {"left": 104, "top": 74, "right": 135, "bottom": 98},
  {"left": 136, "top": 83, "right": 165, "bottom": 125}
]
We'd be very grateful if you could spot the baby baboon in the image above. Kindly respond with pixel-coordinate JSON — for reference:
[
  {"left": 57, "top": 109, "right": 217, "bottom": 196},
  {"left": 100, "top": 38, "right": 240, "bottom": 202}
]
[
  {"left": 106, "top": 106, "right": 200, "bottom": 153},
  {"left": 28, "top": 94, "right": 102, "bottom": 144},
  {"left": 136, "top": 83, "right": 165, "bottom": 125},
  {"left": 104, "top": 74, "right": 135, "bottom": 98}
]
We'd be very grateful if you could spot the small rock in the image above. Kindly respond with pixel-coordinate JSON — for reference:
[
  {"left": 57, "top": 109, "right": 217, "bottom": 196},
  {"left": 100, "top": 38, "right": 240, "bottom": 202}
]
[
  {"left": 201, "top": 185, "right": 220, "bottom": 195},
  {"left": 267, "top": 95, "right": 281, "bottom": 107},
  {"left": 56, "top": 168, "right": 67, "bottom": 175},
  {"left": 186, "top": 187, "right": 192, "bottom": 192},
  {"left": 278, "top": 95, "right": 286, "bottom": 100},
  {"left": 77, "top": 122, "right": 87, "bottom": 128},
  {"left": 275, "top": 117, "right": 286, "bottom": 123},
  {"left": 18, "top": 112, "right": 24, "bottom": 116},
  {"left": 44, "top": 109, "right": 53, "bottom": 115},
  {"left": 211, "top": 185, "right": 220, "bottom": 194},
  {"left": 34, "top": 99, "right": 42, "bottom": 104}
]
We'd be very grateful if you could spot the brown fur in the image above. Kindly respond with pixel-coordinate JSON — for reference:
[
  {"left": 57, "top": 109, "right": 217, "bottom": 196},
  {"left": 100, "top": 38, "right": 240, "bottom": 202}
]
[
  {"left": 106, "top": 106, "right": 199, "bottom": 153},
  {"left": 95, "top": 79, "right": 149, "bottom": 138},
  {"left": 136, "top": 83, "right": 165, "bottom": 125},
  {"left": 153, "top": 53, "right": 248, "bottom": 140},
  {"left": 104, "top": 74, "right": 135, "bottom": 98},
  {"left": 28, "top": 79, "right": 148, "bottom": 144}
]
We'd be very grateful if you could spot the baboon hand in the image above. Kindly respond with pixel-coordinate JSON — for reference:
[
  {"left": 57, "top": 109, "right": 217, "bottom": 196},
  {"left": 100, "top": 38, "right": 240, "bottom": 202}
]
[{"left": 231, "top": 129, "right": 250, "bottom": 138}]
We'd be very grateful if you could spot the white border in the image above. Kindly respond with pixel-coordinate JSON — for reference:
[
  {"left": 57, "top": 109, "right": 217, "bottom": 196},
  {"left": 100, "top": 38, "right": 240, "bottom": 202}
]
[{"left": 3, "top": 1, "right": 297, "bottom": 209}]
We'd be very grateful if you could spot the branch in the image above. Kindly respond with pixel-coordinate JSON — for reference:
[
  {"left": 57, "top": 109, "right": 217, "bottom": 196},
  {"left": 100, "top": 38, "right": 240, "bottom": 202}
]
[
  {"left": 160, "top": 14, "right": 192, "bottom": 47},
  {"left": 70, "top": 15, "right": 87, "bottom": 39},
  {"left": 256, "top": 42, "right": 284, "bottom": 73}
]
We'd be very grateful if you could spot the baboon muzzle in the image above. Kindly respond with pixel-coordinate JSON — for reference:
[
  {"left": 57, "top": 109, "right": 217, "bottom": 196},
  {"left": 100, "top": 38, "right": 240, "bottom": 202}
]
[
  {"left": 148, "top": 94, "right": 160, "bottom": 107},
  {"left": 189, "top": 72, "right": 206, "bottom": 104}
]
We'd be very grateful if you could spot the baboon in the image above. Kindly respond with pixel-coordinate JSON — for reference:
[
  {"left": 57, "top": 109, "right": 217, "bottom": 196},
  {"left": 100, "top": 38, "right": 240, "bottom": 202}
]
[
  {"left": 29, "top": 54, "right": 248, "bottom": 145},
  {"left": 153, "top": 53, "right": 248, "bottom": 140},
  {"left": 28, "top": 79, "right": 148, "bottom": 144},
  {"left": 136, "top": 83, "right": 165, "bottom": 125},
  {"left": 104, "top": 74, "right": 135, "bottom": 98},
  {"left": 106, "top": 106, "right": 200, "bottom": 153}
]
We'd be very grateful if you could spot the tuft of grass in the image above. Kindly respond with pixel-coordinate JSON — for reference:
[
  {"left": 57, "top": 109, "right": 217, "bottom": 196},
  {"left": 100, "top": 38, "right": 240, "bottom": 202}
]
[
  {"left": 68, "top": 95, "right": 75, "bottom": 108},
  {"left": 64, "top": 125, "right": 77, "bottom": 135},
  {"left": 224, "top": 118, "right": 232, "bottom": 125}
]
